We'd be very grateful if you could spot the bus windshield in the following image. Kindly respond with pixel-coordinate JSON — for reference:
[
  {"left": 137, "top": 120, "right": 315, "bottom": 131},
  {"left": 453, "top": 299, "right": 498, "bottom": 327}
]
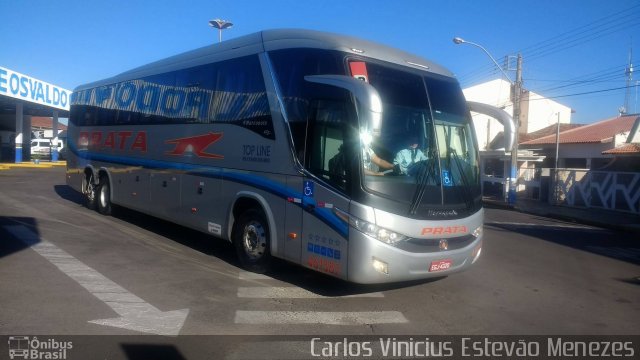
[
  {"left": 360, "top": 62, "right": 480, "bottom": 216},
  {"left": 268, "top": 48, "right": 481, "bottom": 218}
]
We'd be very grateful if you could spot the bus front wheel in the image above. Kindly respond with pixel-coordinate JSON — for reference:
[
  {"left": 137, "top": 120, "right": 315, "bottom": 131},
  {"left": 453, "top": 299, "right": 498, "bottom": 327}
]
[{"left": 233, "top": 209, "right": 271, "bottom": 273}]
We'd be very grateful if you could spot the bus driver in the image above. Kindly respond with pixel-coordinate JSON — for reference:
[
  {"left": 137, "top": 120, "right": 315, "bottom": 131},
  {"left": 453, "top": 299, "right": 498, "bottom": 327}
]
[{"left": 393, "top": 137, "right": 428, "bottom": 175}]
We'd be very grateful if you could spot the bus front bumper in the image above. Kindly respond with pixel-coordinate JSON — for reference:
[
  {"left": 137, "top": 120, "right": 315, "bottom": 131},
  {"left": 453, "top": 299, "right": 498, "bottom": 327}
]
[{"left": 347, "top": 232, "right": 482, "bottom": 284}]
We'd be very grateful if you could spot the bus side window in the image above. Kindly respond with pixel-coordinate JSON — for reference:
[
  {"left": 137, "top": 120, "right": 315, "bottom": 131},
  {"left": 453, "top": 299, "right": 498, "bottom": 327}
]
[{"left": 268, "top": 48, "right": 345, "bottom": 168}]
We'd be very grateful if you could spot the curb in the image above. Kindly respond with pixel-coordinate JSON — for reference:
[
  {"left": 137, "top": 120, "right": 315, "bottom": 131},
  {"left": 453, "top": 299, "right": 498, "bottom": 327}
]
[
  {"left": 3, "top": 163, "right": 54, "bottom": 169},
  {"left": 0, "top": 161, "right": 66, "bottom": 169}
]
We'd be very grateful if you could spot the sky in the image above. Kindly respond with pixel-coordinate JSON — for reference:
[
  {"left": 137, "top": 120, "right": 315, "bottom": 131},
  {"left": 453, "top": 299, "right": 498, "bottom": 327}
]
[{"left": 1, "top": 0, "right": 639, "bottom": 125}]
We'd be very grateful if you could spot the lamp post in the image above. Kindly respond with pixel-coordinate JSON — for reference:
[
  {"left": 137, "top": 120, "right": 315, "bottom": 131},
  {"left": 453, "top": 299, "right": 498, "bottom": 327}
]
[
  {"left": 453, "top": 37, "right": 513, "bottom": 82},
  {"left": 635, "top": 80, "right": 639, "bottom": 114},
  {"left": 453, "top": 36, "right": 522, "bottom": 206},
  {"left": 554, "top": 112, "right": 561, "bottom": 171},
  {"left": 208, "top": 19, "right": 233, "bottom": 43}
]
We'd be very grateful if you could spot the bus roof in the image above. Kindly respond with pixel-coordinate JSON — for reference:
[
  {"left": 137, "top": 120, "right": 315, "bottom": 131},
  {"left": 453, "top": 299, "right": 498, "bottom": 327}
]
[{"left": 75, "top": 29, "right": 454, "bottom": 91}]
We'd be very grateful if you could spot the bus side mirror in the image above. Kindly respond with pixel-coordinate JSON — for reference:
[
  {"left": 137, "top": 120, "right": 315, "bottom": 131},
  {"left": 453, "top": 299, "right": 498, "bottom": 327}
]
[
  {"left": 467, "top": 101, "right": 515, "bottom": 151},
  {"left": 304, "top": 75, "right": 383, "bottom": 136}
]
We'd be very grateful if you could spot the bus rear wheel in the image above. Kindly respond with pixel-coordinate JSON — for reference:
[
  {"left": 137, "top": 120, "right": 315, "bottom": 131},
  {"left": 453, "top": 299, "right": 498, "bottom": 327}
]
[
  {"left": 97, "top": 175, "right": 112, "bottom": 215},
  {"left": 83, "top": 173, "right": 98, "bottom": 210},
  {"left": 233, "top": 209, "right": 271, "bottom": 273}
]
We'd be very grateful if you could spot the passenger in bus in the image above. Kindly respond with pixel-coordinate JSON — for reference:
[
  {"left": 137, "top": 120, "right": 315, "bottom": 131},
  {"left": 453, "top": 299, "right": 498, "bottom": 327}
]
[{"left": 393, "top": 137, "right": 428, "bottom": 175}]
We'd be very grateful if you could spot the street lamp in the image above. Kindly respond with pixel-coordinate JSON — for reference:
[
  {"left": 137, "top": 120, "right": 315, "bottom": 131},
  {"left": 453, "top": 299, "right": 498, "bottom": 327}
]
[
  {"left": 452, "top": 37, "right": 513, "bottom": 82},
  {"left": 209, "top": 19, "right": 233, "bottom": 43},
  {"left": 453, "top": 36, "right": 523, "bottom": 207}
]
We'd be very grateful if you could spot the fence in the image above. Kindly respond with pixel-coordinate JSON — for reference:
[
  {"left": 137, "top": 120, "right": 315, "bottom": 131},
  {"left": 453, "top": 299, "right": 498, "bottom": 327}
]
[
  {"left": 519, "top": 167, "right": 542, "bottom": 200},
  {"left": 482, "top": 168, "right": 544, "bottom": 201},
  {"left": 553, "top": 169, "right": 640, "bottom": 214}
]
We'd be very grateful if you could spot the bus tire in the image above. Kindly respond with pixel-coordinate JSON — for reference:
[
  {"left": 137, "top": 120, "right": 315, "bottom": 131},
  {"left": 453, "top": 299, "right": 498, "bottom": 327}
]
[
  {"left": 233, "top": 208, "right": 271, "bottom": 273},
  {"left": 83, "top": 173, "right": 98, "bottom": 210},
  {"left": 97, "top": 175, "right": 112, "bottom": 215}
]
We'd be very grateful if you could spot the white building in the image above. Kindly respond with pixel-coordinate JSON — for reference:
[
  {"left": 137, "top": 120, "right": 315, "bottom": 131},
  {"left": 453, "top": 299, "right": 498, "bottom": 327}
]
[
  {"left": 0, "top": 66, "right": 70, "bottom": 162},
  {"left": 463, "top": 79, "right": 572, "bottom": 151},
  {"left": 462, "top": 79, "right": 573, "bottom": 201}
]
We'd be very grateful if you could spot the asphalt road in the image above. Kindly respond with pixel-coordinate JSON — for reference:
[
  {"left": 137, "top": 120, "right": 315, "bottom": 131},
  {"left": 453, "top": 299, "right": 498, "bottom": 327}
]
[{"left": 0, "top": 167, "right": 638, "bottom": 352}]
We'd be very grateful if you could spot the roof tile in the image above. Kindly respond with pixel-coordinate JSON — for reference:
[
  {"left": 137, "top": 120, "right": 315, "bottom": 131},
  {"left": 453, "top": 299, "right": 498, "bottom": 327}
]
[
  {"left": 31, "top": 116, "right": 68, "bottom": 131},
  {"left": 602, "top": 143, "right": 640, "bottom": 155},
  {"left": 521, "top": 115, "right": 638, "bottom": 145}
]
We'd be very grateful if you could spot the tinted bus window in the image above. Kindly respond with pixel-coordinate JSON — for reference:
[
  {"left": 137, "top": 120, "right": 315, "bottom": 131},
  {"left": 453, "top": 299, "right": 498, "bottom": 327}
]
[
  {"left": 70, "top": 55, "right": 273, "bottom": 138},
  {"left": 268, "top": 49, "right": 346, "bottom": 164}
]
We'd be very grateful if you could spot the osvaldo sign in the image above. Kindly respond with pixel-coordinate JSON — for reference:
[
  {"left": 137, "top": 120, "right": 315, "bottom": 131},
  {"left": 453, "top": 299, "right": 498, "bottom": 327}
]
[{"left": 0, "top": 66, "right": 71, "bottom": 111}]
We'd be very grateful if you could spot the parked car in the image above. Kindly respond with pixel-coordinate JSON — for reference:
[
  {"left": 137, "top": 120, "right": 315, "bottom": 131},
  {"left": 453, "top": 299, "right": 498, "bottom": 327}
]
[{"left": 30, "top": 139, "right": 64, "bottom": 159}]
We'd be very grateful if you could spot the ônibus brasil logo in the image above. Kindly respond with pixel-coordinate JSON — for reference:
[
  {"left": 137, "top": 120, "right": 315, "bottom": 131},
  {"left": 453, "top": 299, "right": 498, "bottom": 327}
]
[{"left": 8, "top": 336, "right": 72, "bottom": 360}]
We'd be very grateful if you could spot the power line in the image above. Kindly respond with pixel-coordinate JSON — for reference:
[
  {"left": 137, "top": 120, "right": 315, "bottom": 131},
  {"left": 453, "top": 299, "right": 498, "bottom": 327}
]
[
  {"left": 521, "top": 5, "right": 640, "bottom": 62},
  {"left": 533, "top": 66, "right": 626, "bottom": 93},
  {"left": 525, "top": 17, "right": 640, "bottom": 64},
  {"left": 525, "top": 83, "right": 639, "bottom": 101},
  {"left": 457, "top": 3, "right": 640, "bottom": 86},
  {"left": 518, "top": 3, "right": 639, "bottom": 54},
  {"left": 527, "top": 78, "right": 621, "bottom": 84}
]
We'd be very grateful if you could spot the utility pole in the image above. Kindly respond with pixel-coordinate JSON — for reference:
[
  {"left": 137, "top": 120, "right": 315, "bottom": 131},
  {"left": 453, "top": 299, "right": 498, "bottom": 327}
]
[
  {"left": 623, "top": 46, "right": 633, "bottom": 114},
  {"left": 554, "top": 112, "right": 560, "bottom": 171},
  {"left": 636, "top": 80, "right": 639, "bottom": 113},
  {"left": 453, "top": 37, "right": 523, "bottom": 206},
  {"left": 508, "top": 53, "right": 522, "bottom": 206}
]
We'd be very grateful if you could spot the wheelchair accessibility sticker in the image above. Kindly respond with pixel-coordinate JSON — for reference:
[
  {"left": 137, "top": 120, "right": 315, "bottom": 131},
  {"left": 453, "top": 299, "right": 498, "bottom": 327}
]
[
  {"left": 442, "top": 170, "right": 453, "bottom": 187},
  {"left": 303, "top": 181, "right": 314, "bottom": 197}
]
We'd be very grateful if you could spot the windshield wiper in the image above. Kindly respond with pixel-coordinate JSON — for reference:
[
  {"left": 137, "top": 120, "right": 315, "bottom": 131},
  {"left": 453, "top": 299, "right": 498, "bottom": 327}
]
[
  {"left": 449, "top": 148, "right": 473, "bottom": 210},
  {"left": 408, "top": 149, "right": 439, "bottom": 215}
]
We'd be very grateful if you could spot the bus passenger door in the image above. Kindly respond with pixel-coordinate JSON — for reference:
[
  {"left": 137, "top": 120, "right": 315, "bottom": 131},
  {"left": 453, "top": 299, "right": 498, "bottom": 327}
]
[
  {"left": 299, "top": 99, "right": 351, "bottom": 280},
  {"left": 301, "top": 182, "right": 350, "bottom": 280},
  {"left": 283, "top": 176, "right": 303, "bottom": 262}
]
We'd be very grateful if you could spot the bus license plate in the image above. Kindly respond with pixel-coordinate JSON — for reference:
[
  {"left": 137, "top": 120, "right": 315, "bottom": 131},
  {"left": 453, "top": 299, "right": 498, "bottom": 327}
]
[{"left": 429, "top": 259, "right": 452, "bottom": 272}]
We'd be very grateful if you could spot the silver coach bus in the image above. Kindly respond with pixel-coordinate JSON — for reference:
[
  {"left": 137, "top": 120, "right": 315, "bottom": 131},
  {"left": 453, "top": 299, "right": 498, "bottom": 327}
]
[{"left": 66, "top": 29, "right": 484, "bottom": 284}]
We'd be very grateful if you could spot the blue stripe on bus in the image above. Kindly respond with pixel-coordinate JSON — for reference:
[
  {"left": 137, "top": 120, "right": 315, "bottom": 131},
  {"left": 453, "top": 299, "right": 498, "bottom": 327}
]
[
  {"left": 68, "top": 146, "right": 349, "bottom": 237},
  {"left": 221, "top": 171, "right": 349, "bottom": 237}
]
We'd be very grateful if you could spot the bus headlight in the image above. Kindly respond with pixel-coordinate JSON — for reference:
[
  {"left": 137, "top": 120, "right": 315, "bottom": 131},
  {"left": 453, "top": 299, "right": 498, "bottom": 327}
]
[
  {"left": 355, "top": 219, "right": 407, "bottom": 245},
  {"left": 335, "top": 208, "right": 408, "bottom": 245},
  {"left": 472, "top": 225, "right": 483, "bottom": 239},
  {"left": 372, "top": 257, "right": 389, "bottom": 275}
]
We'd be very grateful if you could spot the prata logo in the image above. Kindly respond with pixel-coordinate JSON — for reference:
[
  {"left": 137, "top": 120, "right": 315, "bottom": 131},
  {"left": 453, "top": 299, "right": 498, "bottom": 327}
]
[
  {"left": 7, "top": 336, "right": 73, "bottom": 359},
  {"left": 165, "top": 132, "right": 224, "bottom": 159}
]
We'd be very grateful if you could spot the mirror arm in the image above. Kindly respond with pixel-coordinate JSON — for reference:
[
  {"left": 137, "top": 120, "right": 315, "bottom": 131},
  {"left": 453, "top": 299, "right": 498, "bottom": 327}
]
[{"left": 304, "top": 75, "right": 383, "bottom": 136}]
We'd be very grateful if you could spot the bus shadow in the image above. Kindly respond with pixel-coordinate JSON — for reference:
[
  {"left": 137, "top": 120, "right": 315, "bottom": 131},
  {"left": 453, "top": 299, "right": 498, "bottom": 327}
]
[
  {"left": 266, "top": 260, "right": 446, "bottom": 295},
  {"left": 110, "top": 206, "right": 240, "bottom": 267},
  {"left": 110, "top": 208, "right": 446, "bottom": 295},
  {"left": 121, "top": 343, "right": 186, "bottom": 360},
  {"left": 53, "top": 184, "right": 443, "bottom": 294},
  {"left": 108, "top": 205, "right": 443, "bottom": 294},
  {"left": 0, "top": 217, "right": 41, "bottom": 259},
  {"left": 53, "top": 184, "right": 240, "bottom": 268},
  {"left": 54, "top": 184, "right": 85, "bottom": 206}
]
